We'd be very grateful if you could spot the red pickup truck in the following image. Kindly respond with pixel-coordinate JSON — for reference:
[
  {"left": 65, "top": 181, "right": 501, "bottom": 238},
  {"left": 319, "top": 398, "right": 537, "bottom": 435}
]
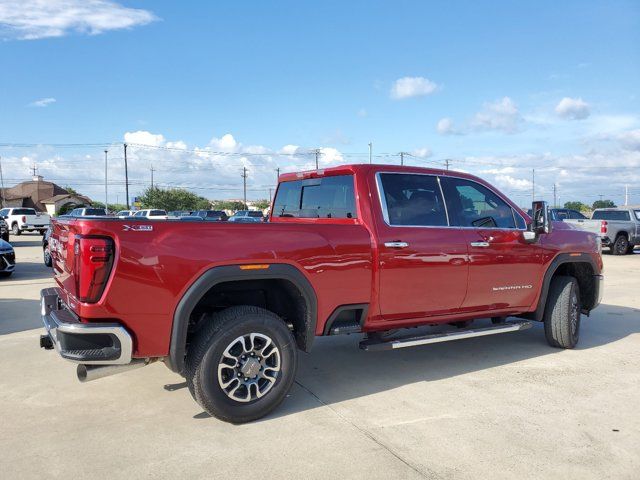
[{"left": 40, "top": 164, "right": 603, "bottom": 423}]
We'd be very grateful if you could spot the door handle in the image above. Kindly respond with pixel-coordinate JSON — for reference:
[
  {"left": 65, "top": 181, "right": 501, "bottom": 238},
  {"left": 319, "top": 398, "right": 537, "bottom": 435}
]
[
  {"left": 470, "top": 241, "right": 490, "bottom": 247},
  {"left": 384, "top": 241, "right": 409, "bottom": 248}
]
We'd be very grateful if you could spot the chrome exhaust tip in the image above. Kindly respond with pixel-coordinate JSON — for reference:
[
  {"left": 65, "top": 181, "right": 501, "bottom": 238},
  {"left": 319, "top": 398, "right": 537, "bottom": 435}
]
[{"left": 77, "top": 359, "right": 150, "bottom": 383}]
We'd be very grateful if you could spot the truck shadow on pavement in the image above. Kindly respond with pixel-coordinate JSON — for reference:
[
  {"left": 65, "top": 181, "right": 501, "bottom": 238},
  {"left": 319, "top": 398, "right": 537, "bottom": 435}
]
[
  {"left": 257, "top": 303, "right": 640, "bottom": 421},
  {"left": 0, "top": 299, "right": 43, "bottom": 335}
]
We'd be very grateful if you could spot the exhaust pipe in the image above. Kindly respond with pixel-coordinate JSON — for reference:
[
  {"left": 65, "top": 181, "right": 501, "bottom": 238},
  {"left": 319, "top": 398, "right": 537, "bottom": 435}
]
[{"left": 77, "top": 359, "right": 152, "bottom": 383}]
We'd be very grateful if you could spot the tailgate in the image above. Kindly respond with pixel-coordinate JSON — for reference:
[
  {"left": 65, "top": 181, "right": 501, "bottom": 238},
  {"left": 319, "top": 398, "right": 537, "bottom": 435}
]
[{"left": 50, "top": 219, "right": 78, "bottom": 298}]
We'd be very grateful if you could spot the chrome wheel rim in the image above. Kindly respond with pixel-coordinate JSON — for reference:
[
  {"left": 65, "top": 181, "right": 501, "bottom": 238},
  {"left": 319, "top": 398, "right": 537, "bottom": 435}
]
[{"left": 217, "top": 333, "right": 281, "bottom": 403}]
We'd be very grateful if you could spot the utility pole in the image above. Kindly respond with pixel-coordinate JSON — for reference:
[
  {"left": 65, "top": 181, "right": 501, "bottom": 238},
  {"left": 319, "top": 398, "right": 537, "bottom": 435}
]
[
  {"left": 150, "top": 164, "right": 156, "bottom": 188},
  {"left": 269, "top": 188, "right": 273, "bottom": 203},
  {"left": 532, "top": 169, "right": 535, "bottom": 202},
  {"left": 625, "top": 185, "right": 629, "bottom": 206},
  {"left": 241, "top": 166, "right": 248, "bottom": 209},
  {"left": 104, "top": 150, "right": 108, "bottom": 212},
  {"left": 368, "top": 142, "right": 373, "bottom": 164},
  {"left": 399, "top": 152, "right": 406, "bottom": 166},
  {"left": 314, "top": 149, "right": 320, "bottom": 170},
  {"left": 553, "top": 183, "right": 557, "bottom": 208},
  {"left": 31, "top": 164, "right": 37, "bottom": 177},
  {"left": 275, "top": 167, "right": 280, "bottom": 183},
  {"left": 445, "top": 159, "right": 450, "bottom": 170},
  {"left": 124, "top": 143, "right": 130, "bottom": 209},
  {"left": 0, "top": 156, "right": 5, "bottom": 208}
]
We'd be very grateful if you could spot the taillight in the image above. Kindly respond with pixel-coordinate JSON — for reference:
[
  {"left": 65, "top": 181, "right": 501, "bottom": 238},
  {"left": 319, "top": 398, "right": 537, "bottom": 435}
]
[
  {"left": 22, "top": 215, "right": 26, "bottom": 223},
  {"left": 600, "top": 221, "right": 608, "bottom": 234},
  {"left": 74, "top": 237, "right": 115, "bottom": 303}
]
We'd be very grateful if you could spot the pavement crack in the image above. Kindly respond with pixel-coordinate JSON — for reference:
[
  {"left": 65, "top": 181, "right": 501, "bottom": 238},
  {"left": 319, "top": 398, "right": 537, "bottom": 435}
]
[{"left": 294, "top": 380, "right": 440, "bottom": 480}]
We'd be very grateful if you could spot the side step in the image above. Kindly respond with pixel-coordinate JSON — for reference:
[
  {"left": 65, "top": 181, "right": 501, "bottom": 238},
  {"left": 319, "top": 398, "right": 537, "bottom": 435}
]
[
  {"left": 330, "top": 321, "right": 361, "bottom": 335},
  {"left": 359, "top": 320, "right": 532, "bottom": 351}
]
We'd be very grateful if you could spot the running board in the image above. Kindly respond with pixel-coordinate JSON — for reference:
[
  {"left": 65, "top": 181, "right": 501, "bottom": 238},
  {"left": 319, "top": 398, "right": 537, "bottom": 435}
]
[{"left": 359, "top": 320, "right": 533, "bottom": 351}]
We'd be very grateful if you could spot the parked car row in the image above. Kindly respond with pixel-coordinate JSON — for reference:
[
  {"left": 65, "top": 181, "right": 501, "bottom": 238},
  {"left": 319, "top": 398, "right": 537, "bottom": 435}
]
[{"left": 530, "top": 207, "right": 640, "bottom": 255}]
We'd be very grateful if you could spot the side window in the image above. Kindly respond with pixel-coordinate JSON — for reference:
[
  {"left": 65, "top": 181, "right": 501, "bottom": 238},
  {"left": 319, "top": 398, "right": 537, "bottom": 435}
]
[
  {"left": 0, "top": 209, "right": 7, "bottom": 217},
  {"left": 378, "top": 173, "right": 448, "bottom": 226},
  {"left": 569, "top": 210, "right": 587, "bottom": 219},
  {"left": 273, "top": 175, "right": 357, "bottom": 218},
  {"left": 443, "top": 177, "right": 516, "bottom": 229}
]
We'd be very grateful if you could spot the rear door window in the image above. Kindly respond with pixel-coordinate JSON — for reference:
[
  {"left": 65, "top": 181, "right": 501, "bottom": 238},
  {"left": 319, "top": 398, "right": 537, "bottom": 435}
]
[
  {"left": 273, "top": 175, "right": 357, "bottom": 219},
  {"left": 592, "top": 210, "right": 630, "bottom": 221},
  {"left": 378, "top": 173, "right": 448, "bottom": 226},
  {"left": 442, "top": 177, "right": 517, "bottom": 229}
]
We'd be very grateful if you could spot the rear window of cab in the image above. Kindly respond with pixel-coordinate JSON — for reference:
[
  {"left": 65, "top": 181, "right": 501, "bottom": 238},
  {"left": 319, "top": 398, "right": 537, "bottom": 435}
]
[{"left": 273, "top": 174, "right": 357, "bottom": 219}]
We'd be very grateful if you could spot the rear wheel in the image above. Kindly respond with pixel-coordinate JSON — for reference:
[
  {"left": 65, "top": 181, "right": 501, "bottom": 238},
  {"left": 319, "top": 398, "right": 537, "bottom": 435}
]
[
  {"left": 11, "top": 224, "right": 20, "bottom": 236},
  {"left": 43, "top": 248, "right": 52, "bottom": 267},
  {"left": 185, "top": 305, "right": 298, "bottom": 424},
  {"left": 626, "top": 244, "right": 635, "bottom": 254},
  {"left": 544, "top": 276, "right": 581, "bottom": 349},
  {"left": 611, "top": 235, "right": 629, "bottom": 255}
]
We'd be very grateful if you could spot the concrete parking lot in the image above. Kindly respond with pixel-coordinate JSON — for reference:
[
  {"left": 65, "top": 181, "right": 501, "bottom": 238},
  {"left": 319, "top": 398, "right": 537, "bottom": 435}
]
[{"left": 1, "top": 235, "right": 639, "bottom": 479}]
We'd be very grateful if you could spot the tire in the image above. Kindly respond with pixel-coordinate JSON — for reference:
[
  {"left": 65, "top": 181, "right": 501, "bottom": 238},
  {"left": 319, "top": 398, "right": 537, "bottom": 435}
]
[
  {"left": 43, "top": 248, "right": 52, "bottom": 267},
  {"left": 544, "top": 276, "right": 581, "bottom": 349},
  {"left": 185, "top": 305, "right": 298, "bottom": 424},
  {"left": 626, "top": 244, "right": 635, "bottom": 254},
  {"left": 11, "top": 223, "right": 20, "bottom": 236},
  {"left": 611, "top": 235, "right": 629, "bottom": 255},
  {"left": 1, "top": 233, "right": 8, "bottom": 242},
  {"left": 0, "top": 271, "right": 12, "bottom": 278}
]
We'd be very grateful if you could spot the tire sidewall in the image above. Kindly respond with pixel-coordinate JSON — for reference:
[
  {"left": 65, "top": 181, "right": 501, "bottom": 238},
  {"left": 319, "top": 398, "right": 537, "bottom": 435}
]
[
  {"left": 613, "top": 235, "right": 628, "bottom": 255},
  {"left": 568, "top": 281, "right": 580, "bottom": 345},
  {"left": 195, "top": 313, "right": 297, "bottom": 422}
]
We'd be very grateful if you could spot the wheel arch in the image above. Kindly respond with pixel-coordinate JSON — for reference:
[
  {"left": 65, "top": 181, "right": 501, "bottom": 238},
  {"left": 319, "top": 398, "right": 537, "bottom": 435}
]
[
  {"left": 167, "top": 264, "right": 317, "bottom": 374},
  {"left": 525, "top": 253, "right": 600, "bottom": 322}
]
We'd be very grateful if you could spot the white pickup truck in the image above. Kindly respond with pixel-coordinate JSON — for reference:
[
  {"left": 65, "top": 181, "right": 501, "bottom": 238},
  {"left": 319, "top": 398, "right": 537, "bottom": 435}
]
[{"left": 0, "top": 207, "right": 51, "bottom": 236}]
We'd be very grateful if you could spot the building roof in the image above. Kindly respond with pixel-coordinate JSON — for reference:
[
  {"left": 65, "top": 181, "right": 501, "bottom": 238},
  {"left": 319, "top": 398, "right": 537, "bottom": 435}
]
[
  {"left": 41, "top": 193, "right": 92, "bottom": 205},
  {"left": 0, "top": 177, "right": 91, "bottom": 211}
]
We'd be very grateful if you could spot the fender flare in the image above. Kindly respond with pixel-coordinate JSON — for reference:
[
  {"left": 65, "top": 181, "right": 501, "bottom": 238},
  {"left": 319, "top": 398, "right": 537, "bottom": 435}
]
[
  {"left": 528, "top": 253, "right": 599, "bottom": 322},
  {"left": 167, "top": 264, "right": 317, "bottom": 374}
]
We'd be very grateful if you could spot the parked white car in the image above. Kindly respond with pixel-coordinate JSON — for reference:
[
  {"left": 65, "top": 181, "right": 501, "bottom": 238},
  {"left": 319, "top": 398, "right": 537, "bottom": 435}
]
[
  {"left": 132, "top": 209, "right": 169, "bottom": 220},
  {"left": 0, "top": 207, "right": 50, "bottom": 236}
]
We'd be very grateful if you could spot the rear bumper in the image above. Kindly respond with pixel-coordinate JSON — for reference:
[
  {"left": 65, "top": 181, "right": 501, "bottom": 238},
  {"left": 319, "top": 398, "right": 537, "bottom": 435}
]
[{"left": 40, "top": 287, "right": 133, "bottom": 365}]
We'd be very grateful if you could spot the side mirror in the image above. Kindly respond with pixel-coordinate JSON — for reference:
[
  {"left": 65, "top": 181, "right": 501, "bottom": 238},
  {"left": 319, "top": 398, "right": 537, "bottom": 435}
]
[{"left": 531, "top": 200, "right": 552, "bottom": 235}]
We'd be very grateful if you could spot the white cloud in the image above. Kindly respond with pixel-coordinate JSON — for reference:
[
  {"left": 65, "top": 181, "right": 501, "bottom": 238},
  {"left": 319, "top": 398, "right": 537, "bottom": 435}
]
[
  {"left": 279, "top": 145, "right": 300, "bottom": 155},
  {"left": 29, "top": 97, "right": 56, "bottom": 107},
  {"left": 0, "top": 0, "right": 158, "bottom": 40},
  {"left": 494, "top": 174, "right": 532, "bottom": 191},
  {"left": 124, "top": 130, "right": 165, "bottom": 147},
  {"left": 390, "top": 76, "right": 438, "bottom": 100},
  {"left": 357, "top": 108, "right": 368, "bottom": 118},
  {"left": 619, "top": 129, "right": 640, "bottom": 151},
  {"left": 411, "top": 147, "right": 432, "bottom": 158},
  {"left": 555, "top": 97, "right": 590, "bottom": 120},
  {"left": 471, "top": 97, "right": 521, "bottom": 133},
  {"left": 436, "top": 118, "right": 458, "bottom": 135}
]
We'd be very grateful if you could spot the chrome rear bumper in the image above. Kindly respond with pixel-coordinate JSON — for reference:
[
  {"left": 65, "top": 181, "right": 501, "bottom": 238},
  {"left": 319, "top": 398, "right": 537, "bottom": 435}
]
[{"left": 40, "top": 288, "right": 133, "bottom": 365}]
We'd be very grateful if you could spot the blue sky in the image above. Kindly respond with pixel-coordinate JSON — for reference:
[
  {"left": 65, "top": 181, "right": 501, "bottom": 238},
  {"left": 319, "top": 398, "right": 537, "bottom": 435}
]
[{"left": 1, "top": 0, "right": 639, "bottom": 205}]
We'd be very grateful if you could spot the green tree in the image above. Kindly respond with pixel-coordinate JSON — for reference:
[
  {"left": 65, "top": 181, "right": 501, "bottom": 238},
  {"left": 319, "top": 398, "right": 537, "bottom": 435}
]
[
  {"left": 253, "top": 199, "right": 271, "bottom": 210},
  {"left": 92, "top": 201, "right": 128, "bottom": 213},
  {"left": 211, "top": 200, "right": 247, "bottom": 211},
  {"left": 564, "top": 201, "right": 589, "bottom": 212},
  {"left": 138, "top": 186, "right": 211, "bottom": 211},
  {"left": 64, "top": 185, "right": 78, "bottom": 195},
  {"left": 592, "top": 199, "right": 616, "bottom": 210}
]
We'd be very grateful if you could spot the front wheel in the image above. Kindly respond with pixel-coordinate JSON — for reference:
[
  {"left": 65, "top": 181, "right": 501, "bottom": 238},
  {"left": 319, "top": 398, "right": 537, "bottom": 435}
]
[
  {"left": 611, "top": 235, "right": 629, "bottom": 255},
  {"left": 544, "top": 276, "right": 581, "bottom": 349},
  {"left": 185, "top": 305, "right": 298, "bottom": 423}
]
